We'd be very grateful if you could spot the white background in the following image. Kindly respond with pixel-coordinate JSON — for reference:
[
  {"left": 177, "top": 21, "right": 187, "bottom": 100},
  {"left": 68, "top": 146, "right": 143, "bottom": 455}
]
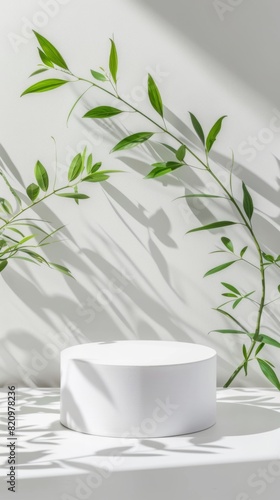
[{"left": 0, "top": 0, "right": 279, "bottom": 387}]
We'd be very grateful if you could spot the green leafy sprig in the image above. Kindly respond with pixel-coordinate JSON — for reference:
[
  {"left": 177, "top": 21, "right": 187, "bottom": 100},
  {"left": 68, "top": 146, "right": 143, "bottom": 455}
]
[{"left": 20, "top": 31, "right": 280, "bottom": 389}]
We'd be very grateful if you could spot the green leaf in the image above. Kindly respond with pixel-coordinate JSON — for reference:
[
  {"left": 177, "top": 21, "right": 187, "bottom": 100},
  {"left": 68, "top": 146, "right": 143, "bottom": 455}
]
[
  {"left": 49, "top": 262, "right": 73, "bottom": 278},
  {"left": 83, "top": 106, "right": 123, "bottom": 119},
  {"left": 21, "top": 79, "right": 68, "bottom": 96},
  {"left": 257, "top": 358, "right": 280, "bottom": 390},
  {"left": 160, "top": 143, "right": 177, "bottom": 155},
  {"left": 90, "top": 69, "right": 107, "bottom": 81},
  {"left": 187, "top": 221, "right": 237, "bottom": 234},
  {"left": 242, "top": 182, "right": 254, "bottom": 221},
  {"left": 29, "top": 68, "right": 49, "bottom": 77},
  {"left": 111, "top": 132, "right": 154, "bottom": 152},
  {"left": 90, "top": 162, "right": 102, "bottom": 173},
  {"left": 255, "top": 334, "right": 280, "bottom": 349},
  {"left": 211, "top": 329, "right": 247, "bottom": 334},
  {"left": 109, "top": 38, "right": 118, "bottom": 84},
  {"left": 222, "top": 293, "right": 238, "bottom": 298},
  {"left": 16, "top": 234, "right": 36, "bottom": 247},
  {"left": 240, "top": 246, "right": 248, "bottom": 258},
  {"left": 242, "top": 344, "right": 247, "bottom": 358},
  {"left": 176, "top": 145, "right": 186, "bottom": 162},
  {"left": 204, "top": 260, "right": 237, "bottom": 277},
  {"left": 57, "top": 193, "right": 89, "bottom": 199},
  {"left": 221, "top": 236, "right": 234, "bottom": 252},
  {"left": 33, "top": 31, "right": 68, "bottom": 70},
  {"left": 0, "top": 260, "right": 8, "bottom": 272},
  {"left": 189, "top": 112, "right": 205, "bottom": 145},
  {"left": 82, "top": 173, "right": 109, "bottom": 182},
  {"left": 68, "top": 153, "right": 83, "bottom": 182},
  {"left": 86, "top": 153, "right": 93, "bottom": 174},
  {"left": 34, "top": 161, "right": 49, "bottom": 192},
  {"left": 263, "top": 253, "right": 274, "bottom": 263},
  {"left": 255, "top": 342, "right": 265, "bottom": 356},
  {"left": 0, "top": 240, "right": 7, "bottom": 250},
  {"left": 38, "top": 48, "right": 54, "bottom": 67},
  {"left": 73, "top": 185, "right": 79, "bottom": 205},
  {"left": 176, "top": 194, "right": 225, "bottom": 200},
  {"left": 0, "top": 198, "right": 13, "bottom": 215},
  {"left": 221, "top": 282, "right": 240, "bottom": 295},
  {"left": 233, "top": 297, "right": 243, "bottom": 309},
  {"left": 206, "top": 115, "right": 227, "bottom": 153},
  {"left": 146, "top": 161, "right": 183, "bottom": 179},
  {"left": 214, "top": 308, "right": 249, "bottom": 332},
  {"left": 26, "top": 183, "right": 40, "bottom": 201},
  {"left": 278, "top": 284, "right": 280, "bottom": 293},
  {"left": 147, "top": 74, "right": 163, "bottom": 118},
  {"left": 20, "top": 249, "right": 48, "bottom": 264}
]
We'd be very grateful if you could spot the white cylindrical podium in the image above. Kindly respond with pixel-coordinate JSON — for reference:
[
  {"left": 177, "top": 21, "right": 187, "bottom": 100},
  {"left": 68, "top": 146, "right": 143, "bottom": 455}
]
[{"left": 60, "top": 341, "right": 216, "bottom": 437}]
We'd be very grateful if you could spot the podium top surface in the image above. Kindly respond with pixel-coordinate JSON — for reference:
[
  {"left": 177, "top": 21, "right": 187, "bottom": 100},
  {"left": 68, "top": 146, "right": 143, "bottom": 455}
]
[{"left": 61, "top": 341, "right": 216, "bottom": 366}]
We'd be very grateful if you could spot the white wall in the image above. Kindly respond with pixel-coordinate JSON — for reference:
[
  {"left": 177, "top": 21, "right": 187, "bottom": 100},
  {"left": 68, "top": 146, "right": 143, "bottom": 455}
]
[{"left": 0, "top": 0, "right": 279, "bottom": 387}]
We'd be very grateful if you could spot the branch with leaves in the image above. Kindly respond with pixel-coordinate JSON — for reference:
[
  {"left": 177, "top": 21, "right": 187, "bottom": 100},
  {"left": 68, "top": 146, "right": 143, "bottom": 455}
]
[
  {"left": 0, "top": 145, "right": 120, "bottom": 276},
  {"left": 20, "top": 31, "right": 280, "bottom": 389}
]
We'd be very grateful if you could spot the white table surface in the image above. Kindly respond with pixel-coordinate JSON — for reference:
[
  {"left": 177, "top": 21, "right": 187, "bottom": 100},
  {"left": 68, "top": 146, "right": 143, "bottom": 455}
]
[{"left": 0, "top": 388, "right": 280, "bottom": 500}]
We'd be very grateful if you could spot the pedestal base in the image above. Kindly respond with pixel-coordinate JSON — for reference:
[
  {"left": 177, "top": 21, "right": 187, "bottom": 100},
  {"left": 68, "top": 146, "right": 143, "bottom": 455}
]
[{"left": 60, "top": 341, "right": 216, "bottom": 437}]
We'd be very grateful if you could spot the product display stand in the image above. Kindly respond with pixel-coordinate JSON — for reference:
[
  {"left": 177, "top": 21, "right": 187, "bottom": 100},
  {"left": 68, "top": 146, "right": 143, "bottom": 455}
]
[{"left": 60, "top": 341, "right": 217, "bottom": 437}]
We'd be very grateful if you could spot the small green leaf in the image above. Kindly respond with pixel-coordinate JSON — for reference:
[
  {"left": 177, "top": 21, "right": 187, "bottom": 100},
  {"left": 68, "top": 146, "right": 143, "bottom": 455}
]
[
  {"left": 83, "top": 106, "right": 123, "bottom": 119},
  {"left": 242, "top": 344, "right": 247, "bottom": 358},
  {"left": 257, "top": 358, "right": 280, "bottom": 390},
  {"left": 221, "top": 236, "right": 234, "bottom": 252},
  {"left": 109, "top": 38, "right": 118, "bottom": 84},
  {"left": 38, "top": 48, "right": 54, "bottom": 67},
  {"left": 176, "top": 145, "right": 186, "bottom": 162},
  {"left": 240, "top": 246, "right": 248, "bottom": 258},
  {"left": 26, "top": 183, "right": 40, "bottom": 202},
  {"left": 222, "top": 293, "right": 238, "bottom": 298},
  {"left": 90, "top": 69, "right": 107, "bottom": 81},
  {"left": 34, "top": 161, "right": 49, "bottom": 192},
  {"left": 90, "top": 162, "right": 102, "bottom": 173},
  {"left": 255, "top": 343, "right": 265, "bottom": 356},
  {"left": 49, "top": 262, "right": 73, "bottom": 278},
  {"left": 221, "top": 282, "right": 240, "bottom": 295},
  {"left": 17, "top": 234, "right": 36, "bottom": 246},
  {"left": 57, "top": 193, "right": 89, "bottom": 199},
  {"left": 211, "top": 329, "right": 247, "bottom": 334},
  {"left": 146, "top": 161, "right": 183, "bottom": 179},
  {"left": 204, "top": 260, "right": 237, "bottom": 277},
  {"left": 242, "top": 182, "right": 254, "bottom": 221},
  {"left": 214, "top": 308, "right": 249, "bottom": 332},
  {"left": 189, "top": 112, "right": 205, "bottom": 145},
  {"left": 0, "top": 240, "right": 7, "bottom": 250},
  {"left": 147, "top": 74, "right": 163, "bottom": 118},
  {"left": 206, "top": 115, "right": 227, "bottom": 152},
  {"left": 73, "top": 185, "right": 79, "bottom": 205},
  {"left": 263, "top": 253, "right": 274, "bottom": 263},
  {"left": 33, "top": 31, "right": 68, "bottom": 70},
  {"left": 233, "top": 297, "right": 243, "bottom": 309},
  {"left": 0, "top": 198, "right": 13, "bottom": 215},
  {"left": 82, "top": 173, "right": 109, "bottom": 182},
  {"left": 176, "top": 194, "right": 225, "bottom": 200},
  {"left": 187, "top": 221, "right": 237, "bottom": 234},
  {"left": 68, "top": 153, "right": 83, "bottom": 182},
  {"left": 0, "top": 260, "right": 8, "bottom": 272},
  {"left": 111, "top": 132, "right": 154, "bottom": 152},
  {"left": 21, "top": 79, "right": 68, "bottom": 96},
  {"left": 255, "top": 334, "right": 280, "bottom": 349},
  {"left": 160, "top": 143, "right": 177, "bottom": 155},
  {"left": 29, "top": 68, "right": 49, "bottom": 77},
  {"left": 278, "top": 285, "right": 280, "bottom": 293},
  {"left": 86, "top": 154, "right": 93, "bottom": 174}
]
